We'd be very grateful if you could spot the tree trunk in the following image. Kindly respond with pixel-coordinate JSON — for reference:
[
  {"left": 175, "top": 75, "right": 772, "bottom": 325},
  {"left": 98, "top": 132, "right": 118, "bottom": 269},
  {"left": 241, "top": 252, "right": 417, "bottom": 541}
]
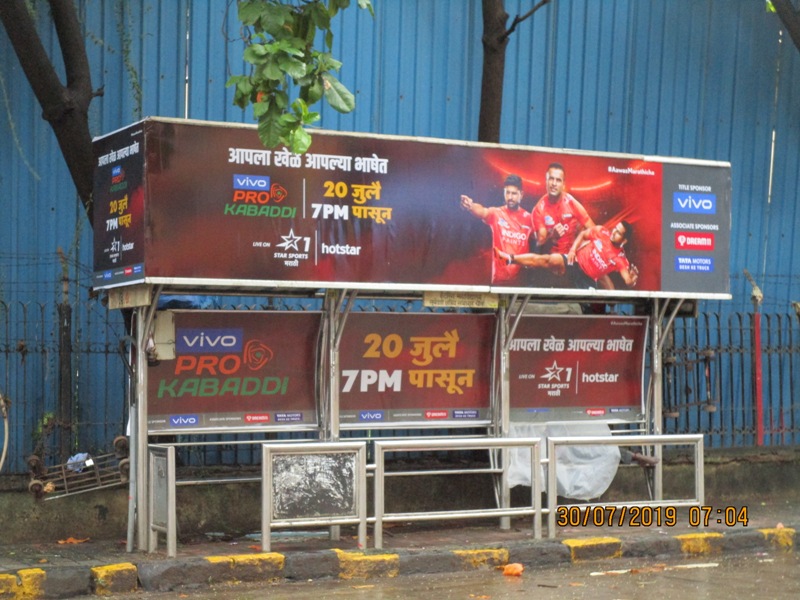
[
  {"left": 0, "top": 0, "right": 95, "bottom": 222},
  {"left": 478, "top": 0, "right": 510, "bottom": 143},
  {"left": 772, "top": 0, "right": 800, "bottom": 54}
]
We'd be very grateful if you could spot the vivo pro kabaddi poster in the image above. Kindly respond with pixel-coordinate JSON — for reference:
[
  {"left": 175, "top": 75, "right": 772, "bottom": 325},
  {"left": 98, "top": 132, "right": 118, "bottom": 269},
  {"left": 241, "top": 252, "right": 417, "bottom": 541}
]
[{"left": 93, "top": 118, "right": 731, "bottom": 298}]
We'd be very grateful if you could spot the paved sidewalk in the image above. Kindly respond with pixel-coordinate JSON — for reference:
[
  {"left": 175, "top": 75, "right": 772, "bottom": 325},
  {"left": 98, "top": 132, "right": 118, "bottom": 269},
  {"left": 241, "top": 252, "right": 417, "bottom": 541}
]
[{"left": 1, "top": 499, "right": 796, "bottom": 598}]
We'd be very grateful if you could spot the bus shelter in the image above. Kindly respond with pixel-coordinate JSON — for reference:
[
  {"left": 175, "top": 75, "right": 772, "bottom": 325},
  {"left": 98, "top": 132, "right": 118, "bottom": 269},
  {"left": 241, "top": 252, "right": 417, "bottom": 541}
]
[{"left": 93, "top": 118, "right": 731, "bottom": 550}]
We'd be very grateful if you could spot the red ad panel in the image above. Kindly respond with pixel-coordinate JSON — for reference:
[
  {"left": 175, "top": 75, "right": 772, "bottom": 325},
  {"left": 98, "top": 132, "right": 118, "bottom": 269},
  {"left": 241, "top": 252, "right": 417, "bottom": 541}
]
[
  {"left": 93, "top": 119, "right": 731, "bottom": 297},
  {"left": 339, "top": 313, "right": 494, "bottom": 426},
  {"left": 146, "top": 310, "right": 320, "bottom": 432},
  {"left": 509, "top": 315, "right": 648, "bottom": 422}
]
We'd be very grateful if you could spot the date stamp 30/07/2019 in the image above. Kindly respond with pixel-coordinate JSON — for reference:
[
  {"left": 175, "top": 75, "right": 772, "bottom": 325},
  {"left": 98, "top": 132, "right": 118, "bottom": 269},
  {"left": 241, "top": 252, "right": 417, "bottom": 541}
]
[{"left": 554, "top": 505, "right": 749, "bottom": 528}]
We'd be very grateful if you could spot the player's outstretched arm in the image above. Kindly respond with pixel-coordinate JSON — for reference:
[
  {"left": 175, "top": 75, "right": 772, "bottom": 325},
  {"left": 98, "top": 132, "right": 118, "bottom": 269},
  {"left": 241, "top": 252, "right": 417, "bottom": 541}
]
[{"left": 460, "top": 195, "right": 489, "bottom": 219}]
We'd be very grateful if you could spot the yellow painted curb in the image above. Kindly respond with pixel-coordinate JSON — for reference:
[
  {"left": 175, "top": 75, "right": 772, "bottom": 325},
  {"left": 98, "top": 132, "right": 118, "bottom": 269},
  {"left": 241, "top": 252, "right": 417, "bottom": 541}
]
[
  {"left": 674, "top": 532, "right": 724, "bottom": 555},
  {"left": 0, "top": 568, "right": 46, "bottom": 600},
  {"left": 205, "top": 553, "right": 285, "bottom": 570},
  {"left": 452, "top": 548, "right": 509, "bottom": 569},
  {"left": 90, "top": 563, "right": 138, "bottom": 596},
  {"left": 562, "top": 537, "right": 622, "bottom": 561},
  {"left": 759, "top": 527, "right": 795, "bottom": 550},
  {"left": 333, "top": 549, "right": 399, "bottom": 580}
]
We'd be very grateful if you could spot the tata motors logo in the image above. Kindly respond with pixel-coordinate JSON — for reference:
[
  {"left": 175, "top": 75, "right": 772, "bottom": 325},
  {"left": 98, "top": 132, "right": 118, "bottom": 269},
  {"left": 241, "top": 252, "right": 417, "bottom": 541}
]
[
  {"left": 233, "top": 174, "right": 270, "bottom": 191},
  {"left": 176, "top": 328, "right": 243, "bottom": 353},
  {"left": 673, "top": 192, "right": 716, "bottom": 214},
  {"left": 170, "top": 414, "right": 199, "bottom": 427}
]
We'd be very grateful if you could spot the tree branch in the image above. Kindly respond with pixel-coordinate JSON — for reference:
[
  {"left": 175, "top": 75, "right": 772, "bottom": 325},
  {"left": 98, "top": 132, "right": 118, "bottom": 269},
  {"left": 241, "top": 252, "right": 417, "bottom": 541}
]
[
  {"left": 51, "top": 0, "right": 92, "bottom": 94},
  {"left": 0, "top": 0, "right": 95, "bottom": 220},
  {"left": 771, "top": 0, "right": 800, "bottom": 53},
  {"left": 0, "top": 0, "right": 65, "bottom": 113},
  {"left": 500, "top": 0, "right": 551, "bottom": 43}
]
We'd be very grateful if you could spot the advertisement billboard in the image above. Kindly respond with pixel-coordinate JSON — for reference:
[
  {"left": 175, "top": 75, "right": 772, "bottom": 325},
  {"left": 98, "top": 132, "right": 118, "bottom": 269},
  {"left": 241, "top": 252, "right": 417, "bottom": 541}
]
[
  {"left": 338, "top": 312, "right": 494, "bottom": 427},
  {"left": 509, "top": 315, "right": 648, "bottom": 422},
  {"left": 93, "top": 118, "right": 731, "bottom": 298},
  {"left": 146, "top": 310, "right": 320, "bottom": 433}
]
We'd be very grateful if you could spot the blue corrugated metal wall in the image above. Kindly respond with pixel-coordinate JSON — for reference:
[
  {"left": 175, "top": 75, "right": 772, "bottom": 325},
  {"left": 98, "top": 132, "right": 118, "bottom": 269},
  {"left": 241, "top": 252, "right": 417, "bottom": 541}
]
[{"left": 1, "top": 0, "right": 798, "bottom": 473}]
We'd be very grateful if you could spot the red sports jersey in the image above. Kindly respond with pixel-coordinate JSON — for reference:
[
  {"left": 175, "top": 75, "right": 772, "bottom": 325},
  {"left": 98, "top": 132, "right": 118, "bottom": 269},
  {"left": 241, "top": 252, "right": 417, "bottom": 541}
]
[
  {"left": 575, "top": 226, "right": 631, "bottom": 280},
  {"left": 531, "top": 193, "right": 593, "bottom": 254},
  {"left": 483, "top": 206, "right": 531, "bottom": 282}
]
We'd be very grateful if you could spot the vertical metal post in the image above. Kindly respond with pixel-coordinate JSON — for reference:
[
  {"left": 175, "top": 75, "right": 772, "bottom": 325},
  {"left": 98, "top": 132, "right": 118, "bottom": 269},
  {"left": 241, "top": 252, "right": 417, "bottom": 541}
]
[
  {"left": 374, "top": 445, "right": 385, "bottom": 548},
  {"left": 498, "top": 301, "right": 511, "bottom": 530},
  {"left": 261, "top": 444, "right": 273, "bottom": 552},
  {"left": 744, "top": 269, "right": 764, "bottom": 446},
  {"left": 135, "top": 306, "right": 150, "bottom": 551},
  {"left": 651, "top": 299, "right": 664, "bottom": 500},
  {"left": 57, "top": 297, "right": 73, "bottom": 464},
  {"left": 325, "top": 290, "right": 339, "bottom": 442}
]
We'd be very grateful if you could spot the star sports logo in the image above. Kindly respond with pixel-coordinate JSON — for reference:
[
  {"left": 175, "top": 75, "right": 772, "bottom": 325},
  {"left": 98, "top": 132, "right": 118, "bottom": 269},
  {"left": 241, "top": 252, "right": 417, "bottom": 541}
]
[
  {"left": 277, "top": 229, "right": 303, "bottom": 251},
  {"left": 543, "top": 361, "right": 564, "bottom": 381}
]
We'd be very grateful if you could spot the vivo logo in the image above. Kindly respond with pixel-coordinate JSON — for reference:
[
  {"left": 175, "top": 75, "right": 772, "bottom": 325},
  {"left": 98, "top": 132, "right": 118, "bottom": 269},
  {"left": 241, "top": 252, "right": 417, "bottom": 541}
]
[
  {"left": 176, "top": 328, "right": 243, "bottom": 353},
  {"left": 673, "top": 193, "right": 716, "bottom": 214},
  {"left": 170, "top": 414, "right": 199, "bottom": 427},
  {"left": 358, "top": 410, "right": 385, "bottom": 422},
  {"left": 233, "top": 174, "right": 271, "bottom": 191}
]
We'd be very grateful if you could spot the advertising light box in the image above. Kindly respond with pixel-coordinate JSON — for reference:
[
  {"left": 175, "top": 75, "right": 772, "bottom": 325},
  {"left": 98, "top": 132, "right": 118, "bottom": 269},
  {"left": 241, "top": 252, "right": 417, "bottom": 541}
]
[
  {"left": 146, "top": 310, "right": 320, "bottom": 433},
  {"left": 338, "top": 312, "right": 494, "bottom": 427},
  {"left": 93, "top": 118, "right": 731, "bottom": 298},
  {"left": 509, "top": 315, "right": 649, "bottom": 422}
]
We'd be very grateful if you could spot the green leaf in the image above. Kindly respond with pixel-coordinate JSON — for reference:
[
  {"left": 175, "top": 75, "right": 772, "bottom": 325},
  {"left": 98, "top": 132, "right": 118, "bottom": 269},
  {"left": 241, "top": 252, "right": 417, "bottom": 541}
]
[
  {"left": 317, "top": 52, "right": 343, "bottom": 72},
  {"left": 289, "top": 126, "right": 313, "bottom": 154},
  {"left": 322, "top": 73, "right": 355, "bottom": 113},
  {"left": 278, "top": 55, "right": 308, "bottom": 80},
  {"left": 225, "top": 75, "right": 247, "bottom": 88},
  {"left": 257, "top": 114, "right": 286, "bottom": 149},
  {"left": 237, "top": 1, "right": 264, "bottom": 26},
  {"left": 243, "top": 44, "right": 269, "bottom": 64},
  {"left": 357, "top": 0, "right": 375, "bottom": 17},
  {"left": 262, "top": 59, "right": 285, "bottom": 81},
  {"left": 303, "top": 78, "right": 325, "bottom": 105},
  {"left": 309, "top": 2, "right": 331, "bottom": 31},
  {"left": 252, "top": 99, "right": 270, "bottom": 117},
  {"left": 302, "top": 110, "right": 321, "bottom": 126}
]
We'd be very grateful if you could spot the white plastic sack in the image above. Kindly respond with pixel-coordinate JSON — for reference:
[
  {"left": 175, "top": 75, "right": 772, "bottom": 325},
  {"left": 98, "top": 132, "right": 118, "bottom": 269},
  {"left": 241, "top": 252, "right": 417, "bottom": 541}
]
[{"left": 508, "top": 422, "right": 621, "bottom": 501}]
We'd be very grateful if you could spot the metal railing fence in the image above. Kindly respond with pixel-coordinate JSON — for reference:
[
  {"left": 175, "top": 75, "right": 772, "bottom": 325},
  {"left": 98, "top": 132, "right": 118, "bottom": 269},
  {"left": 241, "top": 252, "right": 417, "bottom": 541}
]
[
  {"left": 663, "top": 311, "right": 800, "bottom": 448},
  {"left": 0, "top": 299, "right": 128, "bottom": 477}
]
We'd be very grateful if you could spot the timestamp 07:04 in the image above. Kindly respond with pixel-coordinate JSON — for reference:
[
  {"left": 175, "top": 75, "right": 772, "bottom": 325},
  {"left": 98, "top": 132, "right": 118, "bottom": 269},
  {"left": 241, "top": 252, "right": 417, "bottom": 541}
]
[{"left": 554, "top": 505, "right": 749, "bottom": 528}]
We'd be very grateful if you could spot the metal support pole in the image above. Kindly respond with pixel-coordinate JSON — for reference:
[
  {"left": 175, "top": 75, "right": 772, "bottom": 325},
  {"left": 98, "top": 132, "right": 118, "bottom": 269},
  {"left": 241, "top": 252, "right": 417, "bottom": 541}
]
[
  {"left": 744, "top": 269, "right": 764, "bottom": 446},
  {"left": 134, "top": 306, "right": 149, "bottom": 550},
  {"left": 498, "top": 300, "right": 510, "bottom": 530}
]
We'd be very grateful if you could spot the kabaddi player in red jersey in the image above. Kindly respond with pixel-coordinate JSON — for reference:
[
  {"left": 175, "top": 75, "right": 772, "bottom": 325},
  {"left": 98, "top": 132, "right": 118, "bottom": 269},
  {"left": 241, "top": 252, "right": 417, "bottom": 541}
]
[
  {"left": 495, "top": 221, "right": 639, "bottom": 290},
  {"left": 461, "top": 174, "right": 532, "bottom": 283},
  {"left": 531, "top": 163, "right": 595, "bottom": 253}
]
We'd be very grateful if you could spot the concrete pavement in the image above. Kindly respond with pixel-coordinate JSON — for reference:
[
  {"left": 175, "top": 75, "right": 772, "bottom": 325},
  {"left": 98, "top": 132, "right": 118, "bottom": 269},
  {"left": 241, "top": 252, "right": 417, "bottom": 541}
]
[{"left": 1, "top": 499, "right": 796, "bottom": 598}]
